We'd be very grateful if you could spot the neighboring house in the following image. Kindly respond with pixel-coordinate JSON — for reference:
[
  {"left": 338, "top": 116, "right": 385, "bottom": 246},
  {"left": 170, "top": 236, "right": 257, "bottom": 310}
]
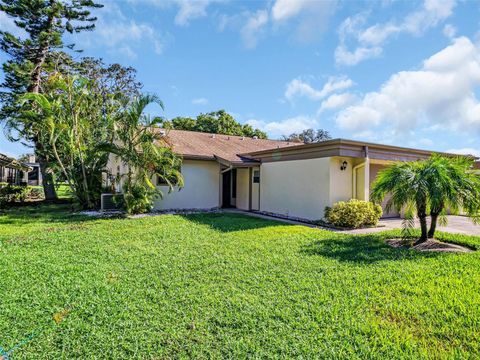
[
  {"left": 106, "top": 129, "right": 472, "bottom": 220},
  {"left": 23, "top": 154, "right": 43, "bottom": 186},
  {"left": 0, "top": 152, "right": 30, "bottom": 186}
]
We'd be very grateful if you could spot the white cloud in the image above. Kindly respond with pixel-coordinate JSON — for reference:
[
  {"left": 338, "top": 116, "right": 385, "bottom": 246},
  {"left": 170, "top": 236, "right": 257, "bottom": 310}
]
[
  {"left": 447, "top": 148, "right": 480, "bottom": 157},
  {"left": 192, "top": 97, "right": 209, "bottom": 105},
  {"left": 285, "top": 76, "right": 354, "bottom": 102},
  {"left": 130, "top": 0, "right": 219, "bottom": 26},
  {"left": 174, "top": 0, "right": 212, "bottom": 26},
  {"left": 73, "top": 3, "right": 169, "bottom": 58},
  {"left": 247, "top": 115, "right": 318, "bottom": 137},
  {"left": 335, "top": 0, "right": 457, "bottom": 66},
  {"left": 335, "top": 37, "right": 480, "bottom": 138},
  {"left": 418, "top": 138, "right": 434, "bottom": 147},
  {"left": 335, "top": 45, "right": 382, "bottom": 66},
  {"left": 272, "top": 0, "right": 312, "bottom": 21},
  {"left": 335, "top": 12, "right": 384, "bottom": 65},
  {"left": 240, "top": 10, "right": 269, "bottom": 49},
  {"left": 217, "top": 0, "right": 335, "bottom": 49},
  {"left": 117, "top": 46, "right": 138, "bottom": 60},
  {"left": 318, "top": 93, "right": 357, "bottom": 113},
  {"left": 443, "top": 24, "right": 457, "bottom": 39},
  {"left": 271, "top": 0, "right": 336, "bottom": 43}
]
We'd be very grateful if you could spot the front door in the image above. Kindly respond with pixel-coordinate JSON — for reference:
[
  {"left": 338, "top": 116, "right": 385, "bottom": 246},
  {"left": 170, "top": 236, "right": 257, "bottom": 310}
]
[{"left": 222, "top": 170, "right": 232, "bottom": 208}]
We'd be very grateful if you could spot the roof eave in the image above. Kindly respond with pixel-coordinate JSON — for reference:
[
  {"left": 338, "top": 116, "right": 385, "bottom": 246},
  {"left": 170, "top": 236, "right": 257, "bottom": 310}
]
[{"left": 240, "top": 138, "right": 477, "bottom": 160}]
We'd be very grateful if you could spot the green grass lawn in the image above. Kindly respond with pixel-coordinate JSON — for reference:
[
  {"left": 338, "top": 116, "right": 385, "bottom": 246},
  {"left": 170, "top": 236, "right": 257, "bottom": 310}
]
[
  {"left": 30, "top": 184, "right": 73, "bottom": 200},
  {"left": 1, "top": 205, "right": 480, "bottom": 359}
]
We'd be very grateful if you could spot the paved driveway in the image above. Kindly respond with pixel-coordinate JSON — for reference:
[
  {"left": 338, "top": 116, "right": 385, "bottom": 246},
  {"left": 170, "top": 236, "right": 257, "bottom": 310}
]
[
  {"left": 343, "top": 216, "right": 480, "bottom": 236},
  {"left": 227, "top": 210, "right": 480, "bottom": 236}
]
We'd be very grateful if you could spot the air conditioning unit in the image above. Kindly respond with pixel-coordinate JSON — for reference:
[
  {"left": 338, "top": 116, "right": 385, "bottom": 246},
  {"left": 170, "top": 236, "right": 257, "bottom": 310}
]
[{"left": 101, "top": 193, "right": 124, "bottom": 211}]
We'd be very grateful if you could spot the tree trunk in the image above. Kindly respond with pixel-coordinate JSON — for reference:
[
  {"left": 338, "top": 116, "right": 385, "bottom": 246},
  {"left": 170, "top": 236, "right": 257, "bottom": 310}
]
[
  {"left": 38, "top": 154, "right": 57, "bottom": 201},
  {"left": 415, "top": 204, "right": 428, "bottom": 245},
  {"left": 28, "top": 0, "right": 56, "bottom": 94},
  {"left": 428, "top": 213, "right": 439, "bottom": 239},
  {"left": 28, "top": 0, "right": 58, "bottom": 200}
]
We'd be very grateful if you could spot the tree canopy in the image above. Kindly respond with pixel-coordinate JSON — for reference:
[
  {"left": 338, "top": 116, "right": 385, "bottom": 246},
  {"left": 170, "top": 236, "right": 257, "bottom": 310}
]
[
  {"left": 282, "top": 129, "right": 331, "bottom": 143},
  {"left": 0, "top": 0, "right": 103, "bottom": 199},
  {"left": 163, "top": 110, "right": 268, "bottom": 139}
]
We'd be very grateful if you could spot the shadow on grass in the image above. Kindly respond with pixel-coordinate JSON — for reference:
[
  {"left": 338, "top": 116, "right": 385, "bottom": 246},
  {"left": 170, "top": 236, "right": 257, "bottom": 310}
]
[
  {"left": 301, "top": 234, "right": 439, "bottom": 263},
  {"left": 0, "top": 203, "right": 98, "bottom": 226},
  {"left": 180, "top": 212, "right": 286, "bottom": 232}
]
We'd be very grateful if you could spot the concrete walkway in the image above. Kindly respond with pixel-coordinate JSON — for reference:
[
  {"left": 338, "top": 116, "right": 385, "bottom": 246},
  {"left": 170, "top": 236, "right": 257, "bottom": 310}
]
[
  {"left": 224, "top": 210, "right": 480, "bottom": 236},
  {"left": 344, "top": 216, "right": 480, "bottom": 236},
  {"left": 222, "top": 209, "right": 320, "bottom": 228}
]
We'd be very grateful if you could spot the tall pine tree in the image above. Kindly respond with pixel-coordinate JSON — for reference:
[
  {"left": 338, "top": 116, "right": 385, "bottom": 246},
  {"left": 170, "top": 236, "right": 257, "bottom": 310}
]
[{"left": 0, "top": 0, "right": 102, "bottom": 199}]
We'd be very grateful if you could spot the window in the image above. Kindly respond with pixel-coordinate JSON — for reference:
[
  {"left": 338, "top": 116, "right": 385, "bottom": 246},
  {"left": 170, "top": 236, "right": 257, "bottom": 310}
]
[{"left": 253, "top": 170, "right": 260, "bottom": 183}]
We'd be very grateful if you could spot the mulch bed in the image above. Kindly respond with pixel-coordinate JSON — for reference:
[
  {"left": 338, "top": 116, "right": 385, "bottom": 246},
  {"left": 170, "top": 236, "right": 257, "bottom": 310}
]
[{"left": 386, "top": 238, "right": 474, "bottom": 253}]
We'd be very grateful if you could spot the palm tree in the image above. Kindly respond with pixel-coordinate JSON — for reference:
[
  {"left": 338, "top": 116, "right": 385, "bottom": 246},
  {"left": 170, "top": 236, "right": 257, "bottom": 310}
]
[
  {"left": 371, "top": 161, "right": 430, "bottom": 242},
  {"left": 107, "top": 94, "right": 184, "bottom": 214},
  {"left": 371, "top": 155, "right": 480, "bottom": 244},
  {"left": 423, "top": 155, "right": 480, "bottom": 238}
]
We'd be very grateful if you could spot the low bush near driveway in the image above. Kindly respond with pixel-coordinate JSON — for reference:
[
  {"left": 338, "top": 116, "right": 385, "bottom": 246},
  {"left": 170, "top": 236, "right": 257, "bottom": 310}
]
[{"left": 325, "top": 199, "right": 383, "bottom": 228}]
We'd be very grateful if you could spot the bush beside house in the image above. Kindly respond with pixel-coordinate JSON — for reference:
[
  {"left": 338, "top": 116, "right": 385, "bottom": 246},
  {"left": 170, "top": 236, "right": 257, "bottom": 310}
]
[
  {"left": 325, "top": 199, "right": 383, "bottom": 229},
  {"left": 0, "top": 183, "right": 32, "bottom": 208}
]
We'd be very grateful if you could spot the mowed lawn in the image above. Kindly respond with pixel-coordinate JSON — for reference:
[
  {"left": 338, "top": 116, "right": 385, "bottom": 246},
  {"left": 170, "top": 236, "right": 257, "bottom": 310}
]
[{"left": 1, "top": 205, "right": 480, "bottom": 359}]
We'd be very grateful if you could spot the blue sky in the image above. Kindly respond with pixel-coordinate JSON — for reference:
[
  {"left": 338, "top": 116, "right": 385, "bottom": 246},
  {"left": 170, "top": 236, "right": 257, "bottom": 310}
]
[{"left": 1, "top": 0, "right": 480, "bottom": 157}]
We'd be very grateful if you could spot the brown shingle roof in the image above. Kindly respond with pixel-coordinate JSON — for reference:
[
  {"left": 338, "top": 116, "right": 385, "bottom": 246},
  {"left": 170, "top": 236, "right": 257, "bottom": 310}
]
[{"left": 157, "top": 129, "right": 300, "bottom": 164}]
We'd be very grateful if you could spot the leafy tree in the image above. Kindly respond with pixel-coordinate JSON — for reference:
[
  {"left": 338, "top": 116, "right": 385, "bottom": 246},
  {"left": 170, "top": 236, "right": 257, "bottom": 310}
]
[
  {"left": 21, "top": 73, "right": 114, "bottom": 209},
  {"left": 240, "top": 123, "right": 267, "bottom": 139},
  {"left": 51, "top": 52, "right": 143, "bottom": 121},
  {"left": 163, "top": 110, "right": 268, "bottom": 139},
  {"left": 169, "top": 116, "right": 196, "bottom": 131},
  {"left": 17, "top": 153, "right": 32, "bottom": 162},
  {"left": 371, "top": 155, "right": 480, "bottom": 243},
  {"left": 195, "top": 110, "right": 243, "bottom": 135},
  {"left": 68, "top": 56, "right": 142, "bottom": 100},
  {"left": 283, "top": 128, "right": 331, "bottom": 143},
  {"left": 0, "top": 0, "right": 102, "bottom": 199},
  {"left": 108, "top": 95, "right": 184, "bottom": 214}
]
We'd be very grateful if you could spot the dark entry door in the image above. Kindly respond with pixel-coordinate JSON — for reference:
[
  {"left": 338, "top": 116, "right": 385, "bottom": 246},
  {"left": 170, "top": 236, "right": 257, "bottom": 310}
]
[{"left": 222, "top": 170, "right": 232, "bottom": 208}]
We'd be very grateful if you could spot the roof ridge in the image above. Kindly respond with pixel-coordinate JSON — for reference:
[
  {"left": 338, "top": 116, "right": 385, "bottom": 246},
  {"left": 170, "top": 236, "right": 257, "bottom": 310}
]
[{"left": 156, "top": 128, "right": 293, "bottom": 143}]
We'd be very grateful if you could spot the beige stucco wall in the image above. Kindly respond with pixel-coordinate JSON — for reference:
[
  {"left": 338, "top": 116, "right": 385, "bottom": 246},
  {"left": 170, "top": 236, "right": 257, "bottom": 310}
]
[
  {"left": 355, "top": 165, "right": 366, "bottom": 201},
  {"left": 236, "top": 168, "right": 250, "bottom": 210},
  {"left": 251, "top": 167, "right": 260, "bottom": 211},
  {"left": 329, "top": 157, "right": 353, "bottom": 204},
  {"left": 154, "top": 159, "right": 220, "bottom": 210},
  {"left": 259, "top": 158, "right": 331, "bottom": 220},
  {"left": 370, "top": 163, "right": 400, "bottom": 218}
]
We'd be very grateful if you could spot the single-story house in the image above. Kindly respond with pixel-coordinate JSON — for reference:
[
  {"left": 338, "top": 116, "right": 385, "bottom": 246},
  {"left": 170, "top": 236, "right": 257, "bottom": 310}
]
[
  {"left": 0, "top": 152, "right": 30, "bottom": 186},
  {"left": 107, "top": 129, "right": 472, "bottom": 220}
]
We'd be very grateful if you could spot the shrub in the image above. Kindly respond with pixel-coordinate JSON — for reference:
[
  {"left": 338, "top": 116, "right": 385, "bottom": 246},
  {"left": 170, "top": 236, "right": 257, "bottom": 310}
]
[
  {"left": 0, "top": 183, "right": 32, "bottom": 208},
  {"left": 325, "top": 199, "right": 383, "bottom": 229},
  {"left": 28, "top": 187, "right": 44, "bottom": 200},
  {"left": 123, "top": 183, "right": 156, "bottom": 214}
]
